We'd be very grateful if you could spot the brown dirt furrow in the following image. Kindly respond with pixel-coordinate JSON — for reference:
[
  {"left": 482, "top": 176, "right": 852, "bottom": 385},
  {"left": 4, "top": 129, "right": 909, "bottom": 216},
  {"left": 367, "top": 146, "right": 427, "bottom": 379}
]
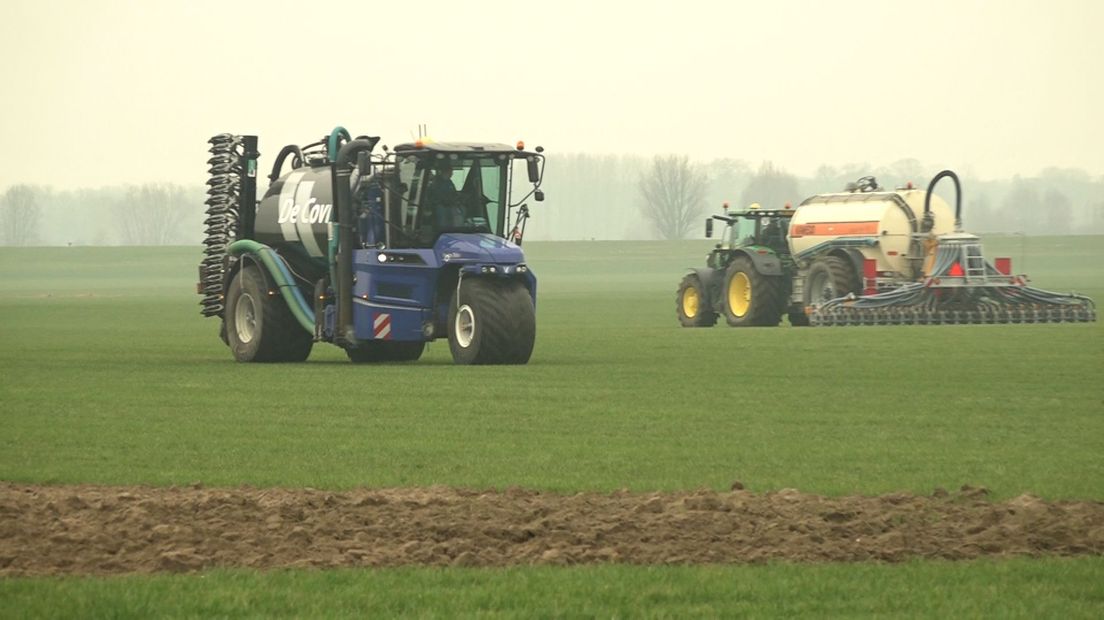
[{"left": 1, "top": 483, "right": 1102, "bottom": 576}]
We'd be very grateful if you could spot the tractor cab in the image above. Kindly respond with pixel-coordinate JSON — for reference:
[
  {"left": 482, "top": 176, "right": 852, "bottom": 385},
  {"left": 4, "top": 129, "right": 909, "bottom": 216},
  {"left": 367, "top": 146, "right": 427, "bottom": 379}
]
[
  {"left": 380, "top": 142, "right": 545, "bottom": 250},
  {"left": 706, "top": 204, "right": 796, "bottom": 259}
]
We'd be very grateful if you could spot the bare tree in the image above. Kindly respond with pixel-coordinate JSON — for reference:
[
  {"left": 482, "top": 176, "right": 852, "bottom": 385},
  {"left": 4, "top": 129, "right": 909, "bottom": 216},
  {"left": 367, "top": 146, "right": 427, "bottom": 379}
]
[
  {"left": 740, "top": 162, "right": 800, "bottom": 210},
  {"left": 1000, "top": 177, "right": 1039, "bottom": 234},
  {"left": 639, "top": 155, "right": 708, "bottom": 240},
  {"left": 1091, "top": 199, "right": 1104, "bottom": 234},
  {"left": 1042, "top": 187, "right": 1072, "bottom": 235},
  {"left": 115, "top": 183, "right": 190, "bottom": 245},
  {"left": 0, "top": 185, "right": 43, "bottom": 246},
  {"left": 870, "top": 158, "right": 926, "bottom": 189},
  {"left": 966, "top": 192, "right": 995, "bottom": 233},
  {"left": 704, "top": 158, "right": 753, "bottom": 213}
]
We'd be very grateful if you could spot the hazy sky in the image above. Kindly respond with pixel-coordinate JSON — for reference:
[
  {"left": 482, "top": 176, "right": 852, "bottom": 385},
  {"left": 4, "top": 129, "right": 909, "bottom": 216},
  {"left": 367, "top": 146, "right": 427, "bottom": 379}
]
[{"left": 1, "top": 0, "right": 1101, "bottom": 189}]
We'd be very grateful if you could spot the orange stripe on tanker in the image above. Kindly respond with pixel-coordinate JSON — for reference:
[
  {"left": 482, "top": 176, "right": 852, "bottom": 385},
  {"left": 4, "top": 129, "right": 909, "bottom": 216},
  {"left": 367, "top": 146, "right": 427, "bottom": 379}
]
[{"left": 789, "top": 221, "right": 880, "bottom": 238}]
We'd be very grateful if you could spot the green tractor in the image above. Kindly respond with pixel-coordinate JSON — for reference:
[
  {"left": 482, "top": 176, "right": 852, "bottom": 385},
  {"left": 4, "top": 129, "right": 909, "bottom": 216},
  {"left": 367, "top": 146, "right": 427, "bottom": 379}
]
[{"left": 676, "top": 203, "right": 807, "bottom": 328}]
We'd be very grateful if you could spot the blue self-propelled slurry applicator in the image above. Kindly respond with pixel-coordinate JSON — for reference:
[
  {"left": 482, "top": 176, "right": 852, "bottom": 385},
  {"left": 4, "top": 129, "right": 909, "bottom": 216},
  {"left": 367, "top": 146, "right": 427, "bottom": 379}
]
[{"left": 199, "top": 127, "right": 546, "bottom": 364}]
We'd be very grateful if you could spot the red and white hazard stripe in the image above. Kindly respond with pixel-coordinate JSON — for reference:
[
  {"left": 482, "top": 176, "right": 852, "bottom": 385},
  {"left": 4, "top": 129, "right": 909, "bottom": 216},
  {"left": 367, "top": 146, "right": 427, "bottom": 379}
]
[{"left": 373, "top": 312, "right": 392, "bottom": 339}]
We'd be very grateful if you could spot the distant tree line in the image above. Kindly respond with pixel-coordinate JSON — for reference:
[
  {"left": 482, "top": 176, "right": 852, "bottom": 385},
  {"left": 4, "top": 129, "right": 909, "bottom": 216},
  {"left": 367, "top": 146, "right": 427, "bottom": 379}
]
[
  {"left": 2, "top": 159, "right": 1103, "bottom": 246},
  {"left": 0, "top": 183, "right": 205, "bottom": 246},
  {"left": 534, "top": 156, "right": 1104, "bottom": 241}
]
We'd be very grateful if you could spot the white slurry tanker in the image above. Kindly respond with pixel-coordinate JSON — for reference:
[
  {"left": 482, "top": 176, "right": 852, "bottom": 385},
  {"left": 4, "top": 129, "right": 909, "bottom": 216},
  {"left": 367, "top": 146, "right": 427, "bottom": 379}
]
[{"left": 676, "top": 170, "right": 1096, "bottom": 327}]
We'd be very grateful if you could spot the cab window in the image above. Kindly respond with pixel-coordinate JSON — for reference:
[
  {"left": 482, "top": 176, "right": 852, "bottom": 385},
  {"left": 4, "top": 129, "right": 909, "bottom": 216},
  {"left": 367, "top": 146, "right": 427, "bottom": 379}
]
[{"left": 728, "top": 217, "right": 757, "bottom": 247}]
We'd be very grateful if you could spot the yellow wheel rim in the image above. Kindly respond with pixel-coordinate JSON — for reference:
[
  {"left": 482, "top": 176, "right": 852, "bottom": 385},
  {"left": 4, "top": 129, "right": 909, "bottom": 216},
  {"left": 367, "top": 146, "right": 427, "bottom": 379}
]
[
  {"left": 682, "top": 286, "right": 700, "bottom": 318},
  {"left": 728, "top": 272, "right": 751, "bottom": 317}
]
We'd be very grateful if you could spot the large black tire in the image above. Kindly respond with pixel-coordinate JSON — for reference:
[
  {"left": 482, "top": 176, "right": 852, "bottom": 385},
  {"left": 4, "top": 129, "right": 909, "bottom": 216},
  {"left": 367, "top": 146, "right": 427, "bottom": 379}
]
[
  {"left": 676, "top": 274, "right": 716, "bottom": 327},
  {"left": 804, "top": 256, "right": 861, "bottom": 307},
  {"left": 224, "top": 266, "right": 313, "bottom": 362},
  {"left": 721, "top": 256, "right": 785, "bottom": 327},
  {"left": 448, "top": 277, "right": 535, "bottom": 365},
  {"left": 346, "top": 341, "right": 425, "bottom": 363}
]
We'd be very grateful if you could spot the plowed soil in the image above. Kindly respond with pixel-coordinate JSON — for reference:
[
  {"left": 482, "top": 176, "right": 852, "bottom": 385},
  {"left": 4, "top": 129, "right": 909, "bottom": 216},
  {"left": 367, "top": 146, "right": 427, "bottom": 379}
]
[{"left": 1, "top": 483, "right": 1102, "bottom": 576}]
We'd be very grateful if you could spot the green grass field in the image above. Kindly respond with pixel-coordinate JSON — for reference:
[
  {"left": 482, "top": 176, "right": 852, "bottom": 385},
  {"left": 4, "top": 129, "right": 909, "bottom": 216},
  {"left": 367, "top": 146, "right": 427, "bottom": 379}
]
[{"left": 1, "top": 236, "right": 1102, "bottom": 617}]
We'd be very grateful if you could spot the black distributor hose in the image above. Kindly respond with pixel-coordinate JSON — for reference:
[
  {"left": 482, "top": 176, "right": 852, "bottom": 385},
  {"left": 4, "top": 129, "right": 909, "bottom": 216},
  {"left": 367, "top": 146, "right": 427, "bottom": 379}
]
[
  {"left": 268, "top": 144, "right": 305, "bottom": 183},
  {"left": 923, "top": 169, "right": 962, "bottom": 232}
]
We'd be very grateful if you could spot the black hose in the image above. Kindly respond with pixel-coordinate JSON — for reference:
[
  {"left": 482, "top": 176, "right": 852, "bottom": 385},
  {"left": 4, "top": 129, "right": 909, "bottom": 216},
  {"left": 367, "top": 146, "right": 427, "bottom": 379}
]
[
  {"left": 269, "top": 144, "right": 305, "bottom": 183},
  {"left": 333, "top": 138, "right": 379, "bottom": 346},
  {"left": 923, "top": 169, "right": 962, "bottom": 232}
]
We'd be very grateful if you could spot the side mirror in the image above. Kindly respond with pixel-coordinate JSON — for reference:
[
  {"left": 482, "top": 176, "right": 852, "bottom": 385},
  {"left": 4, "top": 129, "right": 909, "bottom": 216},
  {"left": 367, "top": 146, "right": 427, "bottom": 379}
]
[
  {"left": 527, "top": 157, "right": 540, "bottom": 183},
  {"left": 705, "top": 218, "right": 714, "bottom": 238},
  {"left": 534, "top": 189, "right": 545, "bottom": 202}
]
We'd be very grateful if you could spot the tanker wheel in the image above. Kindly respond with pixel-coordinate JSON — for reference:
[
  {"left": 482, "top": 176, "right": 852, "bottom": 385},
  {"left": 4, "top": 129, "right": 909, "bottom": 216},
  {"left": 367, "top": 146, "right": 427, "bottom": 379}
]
[
  {"left": 721, "top": 256, "right": 785, "bottom": 327},
  {"left": 448, "top": 277, "right": 535, "bottom": 365},
  {"left": 676, "top": 274, "right": 716, "bottom": 327},
  {"left": 346, "top": 341, "right": 425, "bottom": 363},
  {"left": 804, "top": 256, "right": 861, "bottom": 307},
  {"left": 225, "top": 265, "right": 313, "bottom": 363}
]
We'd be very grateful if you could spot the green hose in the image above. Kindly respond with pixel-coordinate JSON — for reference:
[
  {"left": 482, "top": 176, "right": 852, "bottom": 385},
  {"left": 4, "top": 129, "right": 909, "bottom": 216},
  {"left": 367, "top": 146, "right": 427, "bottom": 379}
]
[
  {"left": 327, "top": 127, "right": 351, "bottom": 161},
  {"left": 228, "top": 240, "right": 316, "bottom": 334}
]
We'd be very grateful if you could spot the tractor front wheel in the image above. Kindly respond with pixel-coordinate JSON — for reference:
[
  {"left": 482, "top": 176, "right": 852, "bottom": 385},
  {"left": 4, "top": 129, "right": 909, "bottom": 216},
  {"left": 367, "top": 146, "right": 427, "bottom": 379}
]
[
  {"left": 448, "top": 277, "right": 535, "bottom": 365},
  {"left": 721, "top": 256, "right": 785, "bottom": 327},
  {"left": 676, "top": 274, "right": 716, "bottom": 327},
  {"left": 224, "top": 265, "right": 313, "bottom": 362}
]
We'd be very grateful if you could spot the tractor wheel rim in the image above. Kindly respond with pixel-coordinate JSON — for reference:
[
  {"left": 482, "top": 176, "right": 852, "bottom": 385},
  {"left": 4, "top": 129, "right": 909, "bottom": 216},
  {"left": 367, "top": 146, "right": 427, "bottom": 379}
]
[
  {"left": 455, "top": 304, "right": 475, "bottom": 348},
  {"left": 682, "top": 287, "right": 699, "bottom": 318},
  {"left": 729, "top": 272, "right": 750, "bottom": 317},
  {"left": 235, "top": 292, "right": 257, "bottom": 343}
]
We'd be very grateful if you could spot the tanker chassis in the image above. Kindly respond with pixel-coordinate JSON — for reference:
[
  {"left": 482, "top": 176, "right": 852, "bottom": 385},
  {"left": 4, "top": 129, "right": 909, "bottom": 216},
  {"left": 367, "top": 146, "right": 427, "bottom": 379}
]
[
  {"left": 199, "top": 127, "right": 546, "bottom": 364},
  {"left": 677, "top": 171, "right": 1096, "bottom": 327}
]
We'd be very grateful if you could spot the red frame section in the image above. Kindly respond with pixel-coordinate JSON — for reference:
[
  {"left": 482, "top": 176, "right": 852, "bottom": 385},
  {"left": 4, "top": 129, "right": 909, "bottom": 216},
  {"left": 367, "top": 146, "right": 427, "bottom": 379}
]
[{"left": 863, "top": 258, "right": 877, "bottom": 295}]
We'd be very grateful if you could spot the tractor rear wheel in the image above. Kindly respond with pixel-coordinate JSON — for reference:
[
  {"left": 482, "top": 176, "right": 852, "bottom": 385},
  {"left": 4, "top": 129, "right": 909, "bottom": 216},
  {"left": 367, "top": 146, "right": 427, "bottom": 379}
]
[
  {"left": 676, "top": 274, "right": 716, "bottom": 327},
  {"left": 804, "top": 256, "right": 861, "bottom": 307},
  {"left": 225, "top": 265, "right": 313, "bottom": 362},
  {"left": 448, "top": 277, "right": 535, "bottom": 365},
  {"left": 721, "top": 256, "right": 785, "bottom": 327},
  {"left": 346, "top": 341, "right": 425, "bottom": 363}
]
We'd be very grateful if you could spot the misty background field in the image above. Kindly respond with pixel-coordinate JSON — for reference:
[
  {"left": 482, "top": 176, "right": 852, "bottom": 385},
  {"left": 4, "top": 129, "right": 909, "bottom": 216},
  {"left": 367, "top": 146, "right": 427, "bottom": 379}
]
[
  {"left": 4, "top": 160, "right": 1104, "bottom": 247},
  {"left": 1, "top": 238, "right": 1102, "bottom": 616}
]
